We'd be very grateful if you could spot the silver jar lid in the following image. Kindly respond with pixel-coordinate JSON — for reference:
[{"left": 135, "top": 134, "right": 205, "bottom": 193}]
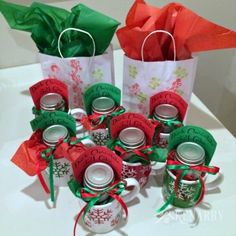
[
  {"left": 176, "top": 142, "right": 205, "bottom": 166},
  {"left": 84, "top": 162, "right": 114, "bottom": 191},
  {"left": 92, "top": 97, "right": 116, "bottom": 115},
  {"left": 154, "top": 104, "right": 178, "bottom": 120},
  {"left": 40, "top": 93, "right": 65, "bottom": 111},
  {"left": 119, "top": 127, "right": 146, "bottom": 149},
  {"left": 42, "top": 124, "right": 69, "bottom": 147}
]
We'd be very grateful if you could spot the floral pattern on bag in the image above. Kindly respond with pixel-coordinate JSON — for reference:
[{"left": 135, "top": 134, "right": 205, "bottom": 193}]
[
  {"left": 123, "top": 56, "right": 198, "bottom": 115},
  {"left": 129, "top": 65, "right": 138, "bottom": 79},
  {"left": 70, "top": 60, "right": 84, "bottom": 107},
  {"left": 39, "top": 45, "right": 115, "bottom": 109},
  {"left": 129, "top": 83, "right": 141, "bottom": 95},
  {"left": 173, "top": 67, "right": 188, "bottom": 79},
  {"left": 148, "top": 77, "right": 160, "bottom": 90},
  {"left": 137, "top": 92, "right": 147, "bottom": 103},
  {"left": 92, "top": 68, "right": 104, "bottom": 81}
]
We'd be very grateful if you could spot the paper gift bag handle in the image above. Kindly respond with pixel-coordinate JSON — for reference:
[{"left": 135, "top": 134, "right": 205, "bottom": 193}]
[
  {"left": 57, "top": 27, "right": 96, "bottom": 59},
  {"left": 141, "top": 30, "right": 176, "bottom": 61}
]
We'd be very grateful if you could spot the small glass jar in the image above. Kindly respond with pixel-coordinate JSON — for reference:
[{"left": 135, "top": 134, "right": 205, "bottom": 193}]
[
  {"left": 163, "top": 142, "right": 206, "bottom": 208},
  {"left": 174, "top": 142, "right": 205, "bottom": 180},
  {"left": 153, "top": 104, "right": 179, "bottom": 148},
  {"left": 118, "top": 127, "right": 146, "bottom": 161},
  {"left": 83, "top": 162, "right": 114, "bottom": 203},
  {"left": 69, "top": 108, "right": 89, "bottom": 139},
  {"left": 42, "top": 124, "right": 73, "bottom": 186},
  {"left": 118, "top": 127, "right": 151, "bottom": 188},
  {"left": 40, "top": 92, "right": 66, "bottom": 112},
  {"left": 91, "top": 97, "right": 116, "bottom": 146},
  {"left": 42, "top": 124, "right": 69, "bottom": 147}
]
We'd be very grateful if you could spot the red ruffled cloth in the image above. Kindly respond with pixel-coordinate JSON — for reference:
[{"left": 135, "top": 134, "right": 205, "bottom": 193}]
[
  {"left": 11, "top": 130, "right": 48, "bottom": 176},
  {"left": 11, "top": 131, "right": 87, "bottom": 176}
]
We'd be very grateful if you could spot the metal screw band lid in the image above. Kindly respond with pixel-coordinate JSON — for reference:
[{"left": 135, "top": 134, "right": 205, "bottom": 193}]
[
  {"left": 42, "top": 124, "right": 69, "bottom": 147},
  {"left": 176, "top": 142, "right": 205, "bottom": 166},
  {"left": 119, "top": 127, "right": 146, "bottom": 149},
  {"left": 40, "top": 93, "right": 65, "bottom": 111},
  {"left": 92, "top": 97, "right": 116, "bottom": 115},
  {"left": 154, "top": 104, "right": 178, "bottom": 120},
  {"left": 84, "top": 162, "right": 114, "bottom": 190}
]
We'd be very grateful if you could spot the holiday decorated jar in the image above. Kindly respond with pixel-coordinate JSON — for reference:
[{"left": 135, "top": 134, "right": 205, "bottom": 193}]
[
  {"left": 30, "top": 78, "right": 92, "bottom": 140},
  {"left": 69, "top": 146, "right": 140, "bottom": 234},
  {"left": 29, "top": 78, "right": 69, "bottom": 116},
  {"left": 90, "top": 96, "right": 117, "bottom": 145},
  {"left": 82, "top": 83, "right": 125, "bottom": 146},
  {"left": 118, "top": 127, "right": 146, "bottom": 161},
  {"left": 108, "top": 112, "right": 163, "bottom": 188},
  {"left": 36, "top": 112, "right": 95, "bottom": 188},
  {"left": 11, "top": 111, "right": 92, "bottom": 202},
  {"left": 41, "top": 123, "right": 96, "bottom": 187},
  {"left": 42, "top": 124, "right": 72, "bottom": 186},
  {"left": 83, "top": 162, "right": 115, "bottom": 203},
  {"left": 157, "top": 125, "right": 220, "bottom": 212},
  {"left": 40, "top": 93, "right": 66, "bottom": 112},
  {"left": 118, "top": 127, "right": 152, "bottom": 188},
  {"left": 149, "top": 91, "right": 188, "bottom": 148},
  {"left": 69, "top": 108, "right": 90, "bottom": 139}
]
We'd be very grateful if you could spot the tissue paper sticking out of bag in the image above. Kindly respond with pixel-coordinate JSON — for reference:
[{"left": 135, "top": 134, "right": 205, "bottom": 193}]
[{"left": 117, "top": 0, "right": 236, "bottom": 61}]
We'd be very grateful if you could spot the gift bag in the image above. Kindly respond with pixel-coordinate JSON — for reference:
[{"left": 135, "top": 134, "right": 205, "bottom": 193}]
[
  {"left": 122, "top": 30, "right": 198, "bottom": 115},
  {"left": 39, "top": 28, "right": 115, "bottom": 109}
]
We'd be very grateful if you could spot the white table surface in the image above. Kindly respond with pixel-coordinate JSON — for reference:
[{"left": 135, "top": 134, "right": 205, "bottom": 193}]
[{"left": 0, "top": 50, "right": 236, "bottom": 236}]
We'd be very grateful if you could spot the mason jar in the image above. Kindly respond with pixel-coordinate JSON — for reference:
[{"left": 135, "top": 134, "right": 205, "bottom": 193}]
[
  {"left": 80, "top": 161, "right": 140, "bottom": 234},
  {"left": 119, "top": 127, "right": 146, "bottom": 159},
  {"left": 153, "top": 104, "right": 179, "bottom": 148},
  {"left": 118, "top": 127, "right": 151, "bottom": 188},
  {"left": 42, "top": 124, "right": 73, "bottom": 186},
  {"left": 163, "top": 142, "right": 206, "bottom": 208},
  {"left": 175, "top": 142, "right": 205, "bottom": 179},
  {"left": 83, "top": 162, "right": 115, "bottom": 203},
  {"left": 69, "top": 108, "right": 89, "bottom": 140},
  {"left": 91, "top": 96, "right": 116, "bottom": 146},
  {"left": 40, "top": 92, "right": 66, "bottom": 112}
]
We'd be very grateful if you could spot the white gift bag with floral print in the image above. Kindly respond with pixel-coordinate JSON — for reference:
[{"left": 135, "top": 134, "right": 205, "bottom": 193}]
[
  {"left": 39, "top": 28, "right": 115, "bottom": 109},
  {"left": 123, "top": 30, "right": 198, "bottom": 115}
]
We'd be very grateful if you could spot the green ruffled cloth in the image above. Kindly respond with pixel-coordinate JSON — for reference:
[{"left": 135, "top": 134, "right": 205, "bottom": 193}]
[{"left": 0, "top": 1, "right": 120, "bottom": 57}]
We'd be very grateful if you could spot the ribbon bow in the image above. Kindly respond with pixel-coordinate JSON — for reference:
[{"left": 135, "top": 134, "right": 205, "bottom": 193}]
[
  {"left": 40, "top": 138, "right": 65, "bottom": 202},
  {"left": 153, "top": 115, "right": 183, "bottom": 129},
  {"left": 68, "top": 179, "right": 128, "bottom": 236},
  {"left": 107, "top": 139, "right": 168, "bottom": 164},
  {"left": 148, "top": 115, "right": 182, "bottom": 146},
  {"left": 82, "top": 106, "right": 126, "bottom": 137},
  {"left": 40, "top": 136, "right": 90, "bottom": 201},
  {"left": 156, "top": 150, "right": 220, "bottom": 213}
]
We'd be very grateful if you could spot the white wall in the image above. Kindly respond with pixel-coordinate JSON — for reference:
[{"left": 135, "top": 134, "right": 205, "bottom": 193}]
[{"left": 1, "top": 0, "right": 236, "bottom": 136}]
